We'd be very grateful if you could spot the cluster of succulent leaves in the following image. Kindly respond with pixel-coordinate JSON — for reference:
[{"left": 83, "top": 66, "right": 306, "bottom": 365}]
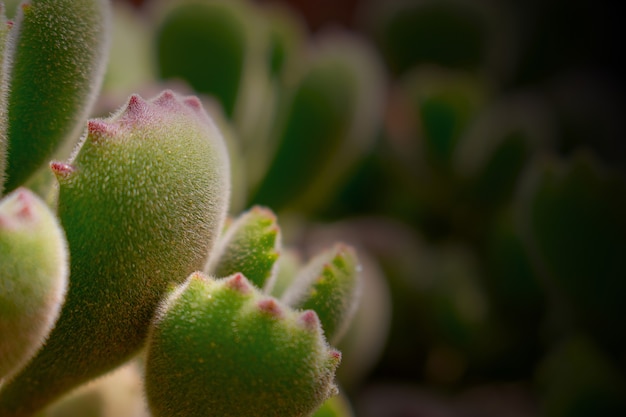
[
  {"left": 2, "top": 0, "right": 625, "bottom": 415},
  {"left": 340, "top": 0, "right": 626, "bottom": 414},
  {"left": 145, "top": 0, "right": 625, "bottom": 414},
  {"left": 0, "top": 1, "right": 363, "bottom": 416}
]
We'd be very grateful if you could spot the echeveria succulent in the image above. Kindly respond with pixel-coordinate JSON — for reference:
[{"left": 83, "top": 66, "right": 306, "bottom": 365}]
[
  {"left": 145, "top": 272, "right": 341, "bottom": 417},
  {"left": 0, "top": 90, "right": 230, "bottom": 416}
]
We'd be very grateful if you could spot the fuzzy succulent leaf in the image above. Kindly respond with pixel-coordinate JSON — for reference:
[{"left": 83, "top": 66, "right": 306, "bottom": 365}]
[
  {"left": 519, "top": 153, "right": 626, "bottom": 356},
  {"left": 251, "top": 32, "right": 384, "bottom": 212},
  {"left": 206, "top": 205, "right": 281, "bottom": 291},
  {"left": 0, "top": 90, "right": 230, "bottom": 417},
  {"left": 407, "top": 68, "right": 486, "bottom": 169},
  {"left": 0, "top": 6, "right": 11, "bottom": 197},
  {"left": 453, "top": 94, "right": 554, "bottom": 208},
  {"left": 2, "top": 0, "right": 111, "bottom": 192},
  {"left": 0, "top": 188, "right": 68, "bottom": 381},
  {"left": 145, "top": 272, "right": 341, "bottom": 417},
  {"left": 282, "top": 244, "right": 361, "bottom": 345},
  {"left": 155, "top": 0, "right": 247, "bottom": 118}
]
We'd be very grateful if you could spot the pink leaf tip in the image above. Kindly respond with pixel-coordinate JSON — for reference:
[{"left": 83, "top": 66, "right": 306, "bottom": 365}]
[
  {"left": 183, "top": 96, "right": 203, "bottom": 112},
  {"left": 87, "top": 120, "right": 117, "bottom": 143},
  {"left": 298, "top": 310, "right": 321, "bottom": 331},
  {"left": 328, "top": 349, "right": 342, "bottom": 364},
  {"left": 126, "top": 94, "right": 148, "bottom": 117},
  {"left": 257, "top": 298, "right": 283, "bottom": 318},
  {"left": 225, "top": 273, "right": 251, "bottom": 293},
  {"left": 0, "top": 189, "right": 39, "bottom": 229},
  {"left": 154, "top": 90, "right": 177, "bottom": 107},
  {"left": 50, "top": 161, "right": 76, "bottom": 181}
]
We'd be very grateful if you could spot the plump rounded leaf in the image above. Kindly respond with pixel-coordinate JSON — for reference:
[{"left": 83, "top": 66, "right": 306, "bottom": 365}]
[
  {"left": 0, "top": 188, "right": 68, "bottom": 381},
  {"left": 0, "top": 90, "right": 230, "bottom": 416},
  {"left": 518, "top": 153, "right": 626, "bottom": 358},
  {"left": 282, "top": 244, "right": 361, "bottom": 344},
  {"left": 155, "top": 0, "right": 248, "bottom": 118},
  {"left": 146, "top": 272, "right": 341, "bottom": 417},
  {"left": 0, "top": 6, "right": 12, "bottom": 196},
  {"left": 206, "top": 205, "right": 280, "bottom": 291},
  {"left": 3, "top": 0, "right": 110, "bottom": 192},
  {"left": 251, "top": 32, "right": 384, "bottom": 213}
]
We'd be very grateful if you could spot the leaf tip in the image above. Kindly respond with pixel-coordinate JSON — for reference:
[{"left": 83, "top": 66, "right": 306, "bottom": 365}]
[
  {"left": 50, "top": 161, "right": 76, "bottom": 181},
  {"left": 257, "top": 298, "right": 283, "bottom": 318},
  {"left": 298, "top": 309, "right": 321, "bottom": 331},
  {"left": 225, "top": 273, "right": 251, "bottom": 293}
]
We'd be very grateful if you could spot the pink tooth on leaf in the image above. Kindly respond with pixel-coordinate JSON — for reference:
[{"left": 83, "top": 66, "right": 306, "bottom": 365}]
[
  {"left": 87, "top": 120, "right": 117, "bottom": 143},
  {"left": 0, "top": 188, "right": 37, "bottom": 228},
  {"left": 154, "top": 90, "right": 177, "bottom": 107},
  {"left": 257, "top": 298, "right": 283, "bottom": 318},
  {"left": 13, "top": 189, "right": 35, "bottom": 221},
  {"left": 298, "top": 310, "right": 321, "bottom": 332},
  {"left": 225, "top": 273, "right": 251, "bottom": 294},
  {"left": 125, "top": 94, "right": 149, "bottom": 118},
  {"left": 183, "top": 96, "right": 203, "bottom": 112},
  {"left": 50, "top": 161, "right": 76, "bottom": 181},
  {"left": 328, "top": 349, "right": 342, "bottom": 365}
]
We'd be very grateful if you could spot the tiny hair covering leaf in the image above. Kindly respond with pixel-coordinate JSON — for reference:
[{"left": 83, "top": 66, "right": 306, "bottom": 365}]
[
  {"left": 0, "top": 5, "right": 12, "bottom": 196},
  {"left": 205, "top": 205, "right": 281, "bottom": 291},
  {"left": 145, "top": 272, "right": 341, "bottom": 417},
  {"left": 0, "top": 90, "right": 230, "bottom": 417},
  {"left": 282, "top": 244, "right": 362, "bottom": 345},
  {"left": 0, "top": 188, "right": 68, "bottom": 381},
  {"left": 2, "top": 0, "right": 111, "bottom": 192}
]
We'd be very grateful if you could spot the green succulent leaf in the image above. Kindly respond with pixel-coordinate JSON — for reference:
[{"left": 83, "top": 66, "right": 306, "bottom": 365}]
[
  {"left": 0, "top": 5, "right": 12, "bottom": 197},
  {"left": 282, "top": 244, "right": 361, "bottom": 345},
  {"left": 518, "top": 152, "right": 626, "bottom": 356},
  {"left": 206, "top": 205, "right": 281, "bottom": 291},
  {"left": 454, "top": 94, "right": 554, "bottom": 208},
  {"left": 251, "top": 32, "right": 384, "bottom": 213},
  {"left": 0, "top": 188, "right": 68, "bottom": 381},
  {"left": 145, "top": 272, "right": 341, "bottom": 417},
  {"left": 404, "top": 67, "right": 486, "bottom": 170},
  {"left": 368, "top": 0, "right": 501, "bottom": 76},
  {"left": 0, "top": 90, "right": 230, "bottom": 416},
  {"left": 2, "top": 0, "right": 111, "bottom": 192},
  {"left": 155, "top": 0, "right": 248, "bottom": 118}
]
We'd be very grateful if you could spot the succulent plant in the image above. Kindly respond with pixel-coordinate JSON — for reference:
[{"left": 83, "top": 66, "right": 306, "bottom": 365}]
[
  {"left": 0, "top": 1, "right": 362, "bottom": 415},
  {"left": 8, "top": 0, "right": 617, "bottom": 414},
  {"left": 145, "top": 272, "right": 342, "bottom": 417}
]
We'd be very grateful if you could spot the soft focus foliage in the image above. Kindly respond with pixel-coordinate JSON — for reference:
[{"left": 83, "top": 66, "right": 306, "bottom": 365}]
[{"left": 1, "top": 0, "right": 624, "bottom": 416}]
